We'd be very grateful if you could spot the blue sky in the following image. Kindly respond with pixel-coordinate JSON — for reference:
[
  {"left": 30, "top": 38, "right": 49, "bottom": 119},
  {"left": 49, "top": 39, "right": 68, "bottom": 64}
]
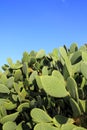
[{"left": 0, "top": 0, "right": 87, "bottom": 68}]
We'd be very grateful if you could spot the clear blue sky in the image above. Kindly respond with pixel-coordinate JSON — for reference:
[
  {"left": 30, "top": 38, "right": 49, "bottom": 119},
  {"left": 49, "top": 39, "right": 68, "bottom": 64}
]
[{"left": 0, "top": 0, "right": 87, "bottom": 68}]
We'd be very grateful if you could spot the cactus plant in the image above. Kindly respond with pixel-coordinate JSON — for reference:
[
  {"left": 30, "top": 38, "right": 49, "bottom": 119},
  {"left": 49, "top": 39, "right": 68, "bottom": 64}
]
[{"left": 0, "top": 43, "right": 87, "bottom": 129}]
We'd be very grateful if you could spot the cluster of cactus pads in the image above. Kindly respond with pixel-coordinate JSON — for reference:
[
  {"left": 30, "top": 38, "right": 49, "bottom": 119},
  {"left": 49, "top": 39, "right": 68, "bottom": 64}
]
[{"left": 0, "top": 43, "right": 87, "bottom": 130}]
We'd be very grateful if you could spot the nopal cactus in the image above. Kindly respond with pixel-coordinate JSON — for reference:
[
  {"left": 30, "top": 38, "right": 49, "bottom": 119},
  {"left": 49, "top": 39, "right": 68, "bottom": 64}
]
[{"left": 0, "top": 43, "right": 87, "bottom": 130}]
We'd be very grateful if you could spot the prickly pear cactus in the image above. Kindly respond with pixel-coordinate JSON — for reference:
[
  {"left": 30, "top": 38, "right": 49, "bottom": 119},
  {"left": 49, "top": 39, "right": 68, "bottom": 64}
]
[{"left": 0, "top": 43, "right": 87, "bottom": 130}]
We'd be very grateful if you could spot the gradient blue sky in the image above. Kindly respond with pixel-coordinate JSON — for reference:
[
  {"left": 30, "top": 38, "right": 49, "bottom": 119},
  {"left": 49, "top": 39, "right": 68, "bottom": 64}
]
[{"left": 0, "top": 0, "right": 87, "bottom": 68}]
